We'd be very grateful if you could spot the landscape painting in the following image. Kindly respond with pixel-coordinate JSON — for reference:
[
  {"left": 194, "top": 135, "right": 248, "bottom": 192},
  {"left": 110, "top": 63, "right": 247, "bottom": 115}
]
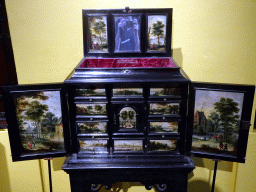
[
  {"left": 15, "top": 91, "right": 64, "bottom": 154},
  {"left": 88, "top": 16, "right": 108, "bottom": 52},
  {"left": 192, "top": 89, "right": 244, "bottom": 156},
  {"left": 76, "top": 104, "right": 106, "bottom": 116},
  {"left": 113, "top": 88, "right": 142, "bottom": 97},
  {"left": 150, "top": 122, "right": 178, "bottom": 133},
  {"left": 79, "top": 140, "right": 108, "bottom": 152},
  {"left": 119, "top": 107, "right": 136, "bottom": 129},
  {"left": 150, "top": 103, "right": 179, "bottom": 115},
  {"left": 78, "top": 122, "right": 107, "bottom": 134},
  {"left": 147, "top": 15, "right": 167, "bottom": 52},
  {"left": 114, "top": 140, "right": 143, "bottom": 152},
  {"left": 150, "top": 140, "right": 177, "bottom": 151},
  {"left": 150, "top": 88, "right": 180, "bottom": 96},
  {"left": 75, "top": 89, "right": 106, "bottom": 97}
]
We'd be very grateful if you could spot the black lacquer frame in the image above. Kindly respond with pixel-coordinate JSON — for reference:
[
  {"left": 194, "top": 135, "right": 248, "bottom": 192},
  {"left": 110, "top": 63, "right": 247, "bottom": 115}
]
[
  {"left": 1, "top": 84, "right": 71, "bottom": 161},
  {"left": 82, "top": 8, "right": 172, "bottom": 58},
  {"left": 187, "top": 82, "right": 255, "bottom": 163}
]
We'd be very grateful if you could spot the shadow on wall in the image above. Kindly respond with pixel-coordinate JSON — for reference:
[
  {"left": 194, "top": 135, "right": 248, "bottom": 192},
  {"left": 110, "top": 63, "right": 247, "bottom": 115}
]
[
  {"left": 172, "top": 48, "right": 183, "bottom": 68},
  {"left": 188, "top": 180, "right": 221, "bottom": 192},
  {"left": 191, "top": 157, "right": 233, "bottom": 172},
  {"left": 0, "top": 142, "right": 11, "bottom": 192}
]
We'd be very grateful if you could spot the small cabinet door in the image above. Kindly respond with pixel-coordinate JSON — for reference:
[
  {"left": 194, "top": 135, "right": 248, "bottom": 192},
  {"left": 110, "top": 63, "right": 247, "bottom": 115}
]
[{"left": 1, "top": 84, "right": 70, "bottom": 161}]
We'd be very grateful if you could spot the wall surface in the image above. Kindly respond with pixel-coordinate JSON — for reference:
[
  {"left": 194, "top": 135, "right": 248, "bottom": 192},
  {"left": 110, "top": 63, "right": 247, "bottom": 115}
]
[{"left": 1, "top": 0, "right": 256, "bottom": 191}]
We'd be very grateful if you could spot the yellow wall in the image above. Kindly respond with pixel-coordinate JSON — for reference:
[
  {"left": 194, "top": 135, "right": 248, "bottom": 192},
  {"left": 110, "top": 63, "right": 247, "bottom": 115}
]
[{"left": 1, "top": 0, "right": 256, "bottom": 191}]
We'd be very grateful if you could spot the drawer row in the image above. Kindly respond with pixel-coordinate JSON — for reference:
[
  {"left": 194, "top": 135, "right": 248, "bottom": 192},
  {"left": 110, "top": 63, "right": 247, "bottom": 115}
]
[{"left": 77, "top": 138, "right": 180, "bottom": 154}]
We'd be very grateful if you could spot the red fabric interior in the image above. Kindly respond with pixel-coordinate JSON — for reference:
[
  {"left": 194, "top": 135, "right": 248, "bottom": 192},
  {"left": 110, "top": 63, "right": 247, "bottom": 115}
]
[{"left": 79, "top": 58, "right": 176, "bottom": 68}]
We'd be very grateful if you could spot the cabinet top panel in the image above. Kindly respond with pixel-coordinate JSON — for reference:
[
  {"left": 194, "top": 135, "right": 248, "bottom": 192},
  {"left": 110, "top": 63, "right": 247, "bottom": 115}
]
[{"left": 82, "top": 8, "right": 172, "bottom": 58}]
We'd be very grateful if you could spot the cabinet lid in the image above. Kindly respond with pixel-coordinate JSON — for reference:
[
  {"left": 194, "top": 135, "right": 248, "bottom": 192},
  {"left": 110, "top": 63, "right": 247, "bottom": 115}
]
[{"left": 83, "top": 8, "right": 172, "bottom": 58}]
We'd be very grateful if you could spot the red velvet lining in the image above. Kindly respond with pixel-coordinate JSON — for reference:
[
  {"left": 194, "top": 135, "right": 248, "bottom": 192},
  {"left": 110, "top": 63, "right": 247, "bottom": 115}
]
[{"left": 79, "top": 58, "right": 176, "bottom": 68}]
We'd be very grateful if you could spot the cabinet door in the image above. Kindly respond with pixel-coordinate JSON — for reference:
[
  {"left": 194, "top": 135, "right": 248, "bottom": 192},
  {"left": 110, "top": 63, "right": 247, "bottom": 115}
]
[
  {"left": 1, "top": 84, "right": 70, "bottom": 161},
  {"left": 188, "top": 82, "right": 255, "bottom": 163}
]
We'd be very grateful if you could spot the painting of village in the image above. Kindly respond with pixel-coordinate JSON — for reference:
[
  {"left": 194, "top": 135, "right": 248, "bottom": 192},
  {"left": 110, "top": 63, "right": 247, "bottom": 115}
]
[
  {"left": 147, "top": 15, "right": 167, "bottom": 52},
  {"left": 192, "top": 89, "right": 244, "bottom": 156},
  {"left": 78, "top": 122, "right": 107, "bottom": 134},
  {"left": 75, "top": 89, "right": 106, "bottom": 97},
  {"left": 150, "top": 140, "right": 177, "bottom": 151},
  {"left": 150, "top": 88, "right": 180, "bottom": 96},
  {"left": 114, "top": 140, "right": 143, "bottom": 152},
  {"left": 76, "top": 104, "right": 106, "bottom": 116},
  {"left": 119, "top": 107, "right": 136, "bottom": 129},
  {"left": 15, "top": 91, "right": 64, "bottom": 154},
  {"left": 79, "top": 140, "right": 108, "bottom": 152},
  {"left": 150, "top": 122, "right": 178, "bottom": 133},
  {"left": 113, "top": 88, "right": 142, "bottom": 97},
  {"left": 88, "top": 16, "right": 108, "bottom": 52},
  {"left": 150, "top": 103, "right": 179, "bottom": 115}
]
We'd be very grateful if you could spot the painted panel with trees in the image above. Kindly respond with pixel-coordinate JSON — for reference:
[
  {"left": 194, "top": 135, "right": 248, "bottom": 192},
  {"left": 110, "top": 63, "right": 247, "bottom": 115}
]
[
  {"left": 75, "top": 89, "right": 106, "bottom": 97},
  {"left": 150, "top": 122, "right": 178, "bottom": 133},
  {"left": 147, "top": 15, "right": 167, "bottom": 52},
  {"left": 119, "top": 107, "right": 136, "bottom": 129},
  {"left": 76, "top": 104, "right": 107, "bottom": 116},
  {"left": 150, "top": 103, "right": 179, "bottom": 115},
  {"left": 78, "top": 122, "right": 107, "bottom": 134},
  {"left": 88, "top": 16, "right": 108, "bottom": 53},
  {"left": 113, "top": 88, "right": 142, "bottom": 97},
  {"left": 150, "top": 88, "right": 180, "bottom": 97},
  {"left": 15, "top": 91, "right": 64, "bottom": 154},
  {"left": 149, "top": 140, "right": 177, "bottom": 151},
  {"left": 192, "top": 89, "right": 244, "bottom": 156}
]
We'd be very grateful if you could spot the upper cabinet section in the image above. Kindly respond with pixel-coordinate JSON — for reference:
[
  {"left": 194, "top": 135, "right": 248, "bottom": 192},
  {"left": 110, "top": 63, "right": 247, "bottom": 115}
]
[{"left": 82, "top": 8, "right": 172, "bottom": 58}]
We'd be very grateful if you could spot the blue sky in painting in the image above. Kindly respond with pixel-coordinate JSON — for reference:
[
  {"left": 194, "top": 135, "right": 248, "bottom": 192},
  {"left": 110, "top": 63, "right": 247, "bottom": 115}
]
[
  {"left": 194, "top": 90, "right": 244, "bottom": 118},
  {"left": 40, "top": 91, "right": 62, "bottom": 118}
]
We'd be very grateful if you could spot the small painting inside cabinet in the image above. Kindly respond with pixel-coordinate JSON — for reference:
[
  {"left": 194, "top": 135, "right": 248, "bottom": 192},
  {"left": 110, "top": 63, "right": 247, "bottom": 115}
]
[
  {"left": 1, "top": 84, "right": 70, "bottom": 161},
  {"left": 188, "top": 83, "right": 255, "bottom": 163}
]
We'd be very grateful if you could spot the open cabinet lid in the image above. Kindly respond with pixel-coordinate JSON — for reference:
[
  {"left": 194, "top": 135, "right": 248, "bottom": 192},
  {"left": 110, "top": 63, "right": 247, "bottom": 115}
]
[
  {"left": 1, "top": 83, "right": 70, "bottom": 161},
  {"left": 82, "top": 8, "right": 172, "bottom": 58}
]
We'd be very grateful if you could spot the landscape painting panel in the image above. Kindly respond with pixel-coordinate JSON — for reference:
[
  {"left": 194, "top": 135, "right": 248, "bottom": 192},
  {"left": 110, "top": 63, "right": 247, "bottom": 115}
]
[
  {"left": 150, "top": 140, "right": 177, "bottom": 151},
  {"left": 113, "top": 88, "right": 142, "bottom": 97},
  {"left": 147, "top": 15, "right": 167, "bottom": 52},
  {"left": 150, "top": 88, "right": 180, "bottom": 97},
  {"left": 114, "top": 140, "right": 143, "bottom": 152},
  {"left": 75, "top": 89, "right": 106, "bottom": 97},
  {"left": 150, "top": 103, "right": 179, "bottom": 115},
  {"left": 192, "top": 89, "right": 244, "bottom": 156},
  {"left": 78, "top": 122, "right": 107, "bottom": 134},
  {"left": 79, "top": 140, "right": 108, "bottom": 152},
  {"left": 76, "top": 104, "right": 106, "bottom": 116},
  {"left": 15, "top": 91, "right": 64, "bottom": 154},
  {"left": 150, "top": 122, "right": 178, "bottom": 133},
  {"left": 119, "top": 107, "right": 136, "bottom": 129},
  {"left": 88, "top": 16, "right": 108, "bottom": 52}
]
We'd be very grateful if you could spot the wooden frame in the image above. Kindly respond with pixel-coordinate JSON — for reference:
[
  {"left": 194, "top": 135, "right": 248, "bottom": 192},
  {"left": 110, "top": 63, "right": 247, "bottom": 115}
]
[
  {"left": 1, "top": 84, "right": 70, "bottom": 161},
  {"left": 188, "top": 82, "right": 255, "bottom": 163}
]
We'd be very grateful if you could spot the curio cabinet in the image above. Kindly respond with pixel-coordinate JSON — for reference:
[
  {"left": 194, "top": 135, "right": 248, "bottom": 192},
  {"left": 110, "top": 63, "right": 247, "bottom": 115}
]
[{"left": 1, "top": 7, "right": 255, "bottom": 192}]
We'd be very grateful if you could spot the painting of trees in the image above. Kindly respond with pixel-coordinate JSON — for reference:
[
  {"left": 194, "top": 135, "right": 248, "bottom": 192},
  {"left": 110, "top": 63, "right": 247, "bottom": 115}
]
[
  {"left": 152, "top": 21, "right": 165, "bottom": 46},
  {"left": 76, "top": 104, "right": 106, "bottom": 115},
  {"left": 148, "top": 15, "right": 166, "bottom": 51},
  {"left": 88, "top": 16, "right": 108, "bottom": 52},
  {"left": 15, "top": 91, "right": 64, "bottom": 153},
  {"left": 119, "top": 107, "right": 136, "bottom": 129},
  {"left": 192, "top": 89, "right": 244, "bottom": 156},
  {"left": 78, "top": 122, "right": 107, "bottom": 134},
  {"left": 214, "top": 97, "right": 240, "bottom": 143}
]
